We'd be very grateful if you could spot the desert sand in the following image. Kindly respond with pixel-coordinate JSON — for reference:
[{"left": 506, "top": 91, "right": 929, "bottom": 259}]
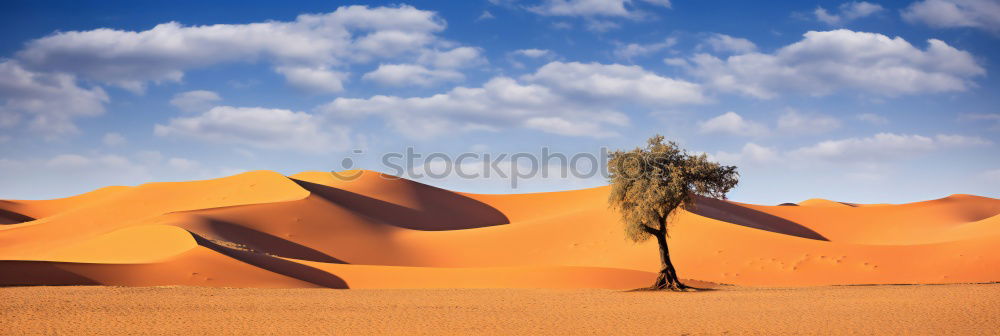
[
  {"left": 2, "top": 284, "right": 999, "bottom": 335},
  {"left": 2, "top": 170, "right": 999, "bottom": 288},
  {"left": 3, "top": 170, "right": 999, "bottom": 334}
]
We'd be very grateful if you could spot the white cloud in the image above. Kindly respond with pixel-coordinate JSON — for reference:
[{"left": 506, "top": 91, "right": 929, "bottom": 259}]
[
  {"left": 584, "top": 20, "right": 622, "bottom": 32},
  {"left": 709, "top": 132, "right": 990, "bottom": 171},
  {"left": 0, "top": 60, "right": 108, "bottom": 136},
  {"left": 613, "top": 37, "right": 677, "bottom": 60},
  {"left": 698, "top": 111, "right": 768, "bottom": 136},
  {"left": 934, "top": 133, "right": 992, "bottom": 146},
  {"left": 167, "top": 157, "right": 200, "bottom": 171},
  {"left": 478, "top": 11, "right": 496, "bottom": 21},
  {"left": 523, "top": 61, "right": 707, "bottom": 105},
  {"left": 169, "top": 90, "right": 221, "bottom": 112},
  {"left": 711, "top": 143, "right": 780, "bottom": 165},
  {"left": 815, "top": 1, "right": 885, "bottom": 25},
  {"left": 321, "top": 62, "right": 703, "bottom": 139},
  {"left": 102, "top": 132, "right": 126, "bottom": 146},
  {"left": 688, "top": 29, "right": 985, "bottom": 99},
  {"left": 776, "top": 110, "right": 841, "bottom": 134},
  {"left": 513, "top": 49, "right": 555, "bottom": 58},
  {"left": 857, "top": 113, "right": 889, "bottom": 124},
  {"left": 523, "top": 117, "right": 618, "bottom": 137},
  {"left": 960, "top": 113, "right": 1000, "bottom": 130},
  {"left": 520, "top": 0, "right": 671, "bottom": 33},
  {"left": 508, "top": 49, "right": 556, "bottom": 69},
  {"left": 789, "top": 132, "right": 991, "bottom": 162},
  {"left": 701, "top": 34, "right": 756, "bottom": 54},
  {"left": 663, "top": 57, "right": 689, "bottom": 67},
  {"left": 418, "top": 47, "right": 485, "bottom": 69},
  {"left": 528, "top": 0, "right": 634, "bottom": 17},
  {"left": 275, "top": 66, "right": 349, "bottom": 93},
  {"left": 154, "top": 106, "right": 350, "bottom": 153},
  {"left": 15, "top": 5, "right": 464, "bottom": 93},
  {"left": 320, "top": 77, "right": 613, "bottom": 138},
  {"left": 902, "top": 0, "right": 1000, "bottom": 34},
  {"left": 362, "top": 64, "right": 464, "bottom": 87}
]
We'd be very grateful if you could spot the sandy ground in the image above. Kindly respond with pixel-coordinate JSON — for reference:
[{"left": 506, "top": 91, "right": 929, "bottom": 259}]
[{"left": 3, "top": 284, "right": 999, "bottom": 335}]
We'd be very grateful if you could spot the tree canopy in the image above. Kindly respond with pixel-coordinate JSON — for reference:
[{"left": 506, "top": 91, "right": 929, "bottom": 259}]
[{"left": 608, "top": 135, "right": 739, "bottom": 241}]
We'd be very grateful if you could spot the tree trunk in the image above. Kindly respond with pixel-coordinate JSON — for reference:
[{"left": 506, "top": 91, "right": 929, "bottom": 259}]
[{"left": 651, "top": 231, "right": 687, "bottom": 291}]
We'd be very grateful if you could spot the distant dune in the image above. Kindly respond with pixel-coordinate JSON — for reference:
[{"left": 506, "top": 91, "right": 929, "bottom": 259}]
[{"left": 1, "top": 170, "right": 998, "bottom": 289}]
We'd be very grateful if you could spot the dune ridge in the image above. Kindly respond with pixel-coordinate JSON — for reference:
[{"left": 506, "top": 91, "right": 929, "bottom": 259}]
[{"left": 1, "top": 170, "right": 998, "bottom": 289}]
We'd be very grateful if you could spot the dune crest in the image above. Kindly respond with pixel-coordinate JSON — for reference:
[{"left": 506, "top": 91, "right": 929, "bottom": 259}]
[{"left": 1, "top": 170, "right": 998, "bottom": 288}]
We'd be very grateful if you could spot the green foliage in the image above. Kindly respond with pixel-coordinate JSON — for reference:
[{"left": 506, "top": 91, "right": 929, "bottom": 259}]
[{"left": 608, "top": 135, "right": 739, "bottom": 242}]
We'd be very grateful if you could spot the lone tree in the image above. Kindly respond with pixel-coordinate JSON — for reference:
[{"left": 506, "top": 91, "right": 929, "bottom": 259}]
[{"left": 608, "top": 135, "right": 739, "bottom": 290}]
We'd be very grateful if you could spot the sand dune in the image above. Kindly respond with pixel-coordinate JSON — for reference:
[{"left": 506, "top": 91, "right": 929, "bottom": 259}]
[{"left": 1, "top": 170, "right": 998, "bottom": 289}]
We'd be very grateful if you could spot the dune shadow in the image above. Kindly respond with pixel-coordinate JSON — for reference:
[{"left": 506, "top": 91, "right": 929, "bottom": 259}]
[
  {"left": 0, "top": 261, "right": 100, "bottom": 286},
  {"left": 0, "top": 207, "right": 34, "bottom": 225},
  {"left": 192, "top": 234, "right": 349, "bottom": 289},
  {"left": 292, "top": 179, "right": 510, "bottom": 231},
  {"left": 182, "top": 218, "right": 344, "bottom": 264},
  {"left": 690, "top": 196, "right": 828, "bottom": 241}
]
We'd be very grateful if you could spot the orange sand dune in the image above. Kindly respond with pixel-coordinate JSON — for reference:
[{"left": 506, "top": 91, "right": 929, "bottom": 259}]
[{"left": 1, "top": 170, "right": 998, "bottom": 289}]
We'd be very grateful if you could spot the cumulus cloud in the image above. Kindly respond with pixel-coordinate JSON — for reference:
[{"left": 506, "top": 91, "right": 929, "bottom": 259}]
[
  {"left": 169, "top": 90, "right": 221, "bottom": 112},
  {"left": 776, "top": 110, "right": 841, "bottom": 134},
  {"left": 527, "top": 0, "right": 671, "bottom": 18},
  {"left": 523, "top": 61, "right": 707, "bottom": 105},
  {"left": 687, "top": 29, "right": 985, "bottom": 99},
  {"left": 711, "top": 143, "right": 780, "bottom": 165},
  {"left": 418, "top": 47, "right": 485, "bottom": 69},
  {"left": 698, "top": 112, "right": 769, "bottom": 136},
  {"left": 700, "top": 34, "right": 756, "bottom": 54},
  {"left": 789, "top": 133, "right": 991, "bottom": 162},
  {"left": 167, "top": 157, "right": 200, "bottom": 171},
  {"left": 15, "top": 5, "right": 472, "bottom": 93},
  {"left": 513, "top": 49, "right": 555, "bottom": 58},
  {"left": 155, "top": 106, "right": 350, "bottom": 153},
  {"left": 508, "top": 49, "right": 556, "bottom": 69},
  {"left": 903, "top": 0, "right": 1000, "bottom": 34},
  {"left": 613, "top": 37, "right": 677, "bottom": 60},
  {"left": 0, "top": 60, "right": 108, "bottom": 136},
  {"left": 815, "top": 1, "right": 885, "bottom": 25},
  {"left": 275, "top": 66, "right": 349, "bottom": 93},
  {"left": 102, "top": 132, "right": 126, "bottom": 146},
  {"left": 362, "top": 64, "right": 464, "bottom": 87},
  {"left": 857, "top": 113, "right": 889, "bottom": 124},
  {"left": 710, "top": 132, "right": 990, "bottom": 167},
  {"left": 320, "top": 61, "right": 704, "bottom": 138}
]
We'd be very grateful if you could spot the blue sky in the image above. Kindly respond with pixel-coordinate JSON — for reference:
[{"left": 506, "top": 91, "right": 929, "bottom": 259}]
[{"left": 1, "top": 0, "right": 998, "bottom": 204}]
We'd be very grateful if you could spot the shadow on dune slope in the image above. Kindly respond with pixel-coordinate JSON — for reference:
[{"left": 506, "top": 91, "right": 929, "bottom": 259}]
[
  {"left": 0, "top": 261, "right": 100, "bottom": 286},
  {"left": 0, "top": 207, "right": 34, "bottom": 225},
  {"left": 178, "top": 218, "right": 345, "bottom": 264},
  {"left": 192, "top": 234, "right": 349, "bottom": 289},
  {"left": 690, "top": 196, "right": 829, "bottom": 241},
  {"left": 293, "top": 179, "right": 509, "bottom": 231}
]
